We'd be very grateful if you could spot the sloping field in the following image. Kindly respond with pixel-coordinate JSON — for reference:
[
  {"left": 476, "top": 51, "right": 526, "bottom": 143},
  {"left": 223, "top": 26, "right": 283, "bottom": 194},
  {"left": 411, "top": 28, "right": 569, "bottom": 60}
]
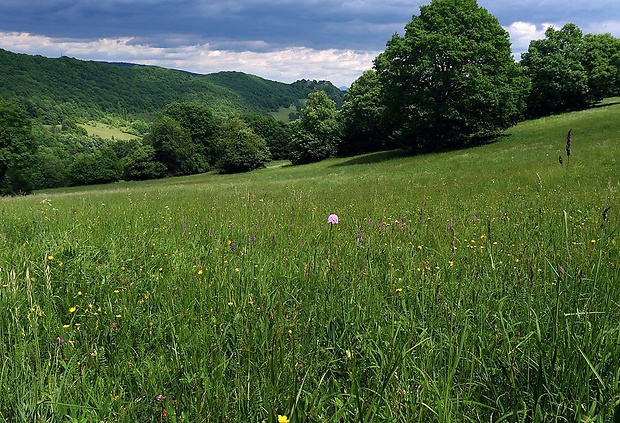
[
  {"left": 1, "top": 102, "right": 619, "bottom": 421},
  {"left": 80, "top": 122, "right": 139, "bottom": 140}
]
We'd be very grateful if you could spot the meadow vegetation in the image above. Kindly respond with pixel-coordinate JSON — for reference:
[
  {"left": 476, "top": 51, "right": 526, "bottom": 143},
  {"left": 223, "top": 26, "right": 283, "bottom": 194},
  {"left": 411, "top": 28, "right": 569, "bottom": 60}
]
[
  {"left": 0, "top": 100, "right": 618, "bottom": 421},
  {"left": 79, "top": 123, "right": 139, "bottom": 142}
]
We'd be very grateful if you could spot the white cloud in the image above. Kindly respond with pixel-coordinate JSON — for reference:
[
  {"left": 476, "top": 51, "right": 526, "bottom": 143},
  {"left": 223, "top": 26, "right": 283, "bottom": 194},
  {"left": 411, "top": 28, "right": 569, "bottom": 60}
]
[
  {"left": 0, "top": 32, "right": 376, "bottom": 87},
  {"left": 504, "top": 19, "right": 620, "bottom": 59},
  {"left": 504, "top": 21, "right": 555, "bottom": 58}
]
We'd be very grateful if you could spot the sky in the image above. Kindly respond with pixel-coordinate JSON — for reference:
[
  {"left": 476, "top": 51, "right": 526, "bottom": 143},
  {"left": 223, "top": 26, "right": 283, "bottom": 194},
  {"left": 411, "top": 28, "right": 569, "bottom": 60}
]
[{"left": 0, "top": 1, "right": 618, "bottom": 88}]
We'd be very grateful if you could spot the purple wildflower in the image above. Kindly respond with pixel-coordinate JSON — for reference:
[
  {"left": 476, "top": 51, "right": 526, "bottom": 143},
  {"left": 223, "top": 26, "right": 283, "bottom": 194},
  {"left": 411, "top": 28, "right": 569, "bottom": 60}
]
[
  {"left": 56, "top": 336, "right": 65, "bottom": 345},
  {"left": 230, "top": 242, "right": 236, "bottom": 252},
  {"left": 473, "top": 214, "right": 479, "bottom": 223},
  {"left": 328, "top": 214, "right": 339, "bottom": 224}
]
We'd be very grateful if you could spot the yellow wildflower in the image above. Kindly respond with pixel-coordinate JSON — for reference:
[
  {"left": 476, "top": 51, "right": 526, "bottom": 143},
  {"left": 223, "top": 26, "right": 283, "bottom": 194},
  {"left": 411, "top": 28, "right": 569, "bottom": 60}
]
[{"left": 278, "top": 416, "right": 290, "bottom": 423}]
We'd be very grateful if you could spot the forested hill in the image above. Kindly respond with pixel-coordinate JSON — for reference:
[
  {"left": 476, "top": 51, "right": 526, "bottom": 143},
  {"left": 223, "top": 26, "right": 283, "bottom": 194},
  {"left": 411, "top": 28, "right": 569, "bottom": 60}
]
[{"left": 0, "top": 48, "right": 344, "bottom": 123}]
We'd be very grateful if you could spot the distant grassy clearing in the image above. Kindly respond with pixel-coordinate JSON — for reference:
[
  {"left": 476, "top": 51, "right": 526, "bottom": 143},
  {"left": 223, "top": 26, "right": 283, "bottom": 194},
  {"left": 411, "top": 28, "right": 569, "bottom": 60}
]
[
  {"left": 269, "top": 104, "right": 297, "bottom": 122},
  {"left": 80, "top": 122, "right": 139, "bottom": 140}
]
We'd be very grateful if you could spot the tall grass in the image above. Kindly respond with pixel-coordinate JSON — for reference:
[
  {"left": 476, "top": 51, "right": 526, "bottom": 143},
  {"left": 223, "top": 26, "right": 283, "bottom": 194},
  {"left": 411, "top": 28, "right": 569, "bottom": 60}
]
[{"left": 1, "top": 102, "right": 619, "bottom": 422}]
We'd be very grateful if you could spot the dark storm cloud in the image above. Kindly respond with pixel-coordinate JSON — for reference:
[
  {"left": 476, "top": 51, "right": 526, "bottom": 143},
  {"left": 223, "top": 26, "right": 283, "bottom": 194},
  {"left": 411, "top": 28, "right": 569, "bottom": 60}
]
[
  {"left": 0, "top": 0, "right": 618, "bottom": 86},
  {"left": 0, "top": 0, "right": 415, "bottom": 50},
  {"left": 1, "top": 0, "right": 618, "bottom": 51}
]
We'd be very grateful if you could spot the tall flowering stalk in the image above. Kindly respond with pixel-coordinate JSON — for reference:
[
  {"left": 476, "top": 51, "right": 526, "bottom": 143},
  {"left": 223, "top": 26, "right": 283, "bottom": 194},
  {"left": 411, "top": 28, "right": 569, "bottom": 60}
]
[
  {"left": 328, "top": 214, "right": 339, "bottom": 237},
  {"left": 566, "top": 129, "right": 572, "bottom": 168}
]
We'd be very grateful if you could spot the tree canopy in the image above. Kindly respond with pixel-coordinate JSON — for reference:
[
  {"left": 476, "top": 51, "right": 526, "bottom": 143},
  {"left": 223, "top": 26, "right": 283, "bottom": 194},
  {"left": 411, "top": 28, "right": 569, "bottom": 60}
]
[
  {"left": 290, "top": 91, "right": 342, "bottom": 165},
  {"left": 216, "top": 117, "right": 271, "bottom": 173},
  {"left": 521, "top": 25, "right": 620, "bottom": 117},
  {"left": 164, "top": 102, "right": 221, "bottom": 166},
  {"left": 374, "top": 0, "right": 529, "bottom": 151},
  {"left": 144, "top": 116, "right": 208, "bottom": 176},
  {"left": 520, "top": 24, "right": 590, "bottom": 116},
  {"left": 0, "top": 100, "right": 39, "bottom": 194},
  {"left": 339, "top": 70, "right": 391, "bottom": 156}
]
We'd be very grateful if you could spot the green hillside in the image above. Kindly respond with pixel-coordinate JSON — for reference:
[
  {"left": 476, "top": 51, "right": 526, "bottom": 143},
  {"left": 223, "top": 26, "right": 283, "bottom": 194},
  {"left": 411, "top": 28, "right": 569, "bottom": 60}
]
[
  {"left": 1, "top": 100, "right": 618, "bottom": 421},
  {"left": 0, "top": 49, "right": 344, "bottom": 123}
]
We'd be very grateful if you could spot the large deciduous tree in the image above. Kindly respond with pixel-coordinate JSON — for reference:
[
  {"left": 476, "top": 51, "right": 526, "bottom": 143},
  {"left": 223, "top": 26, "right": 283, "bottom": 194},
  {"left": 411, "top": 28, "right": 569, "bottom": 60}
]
[
  {"left": 339, "top": 70, "right": 392, "bottom": 156},
  {"left": 216, "top": 117, "right": 271, "bottom": 174},
  {"left": 121, "top": 144, "right": 167, "bottom": 181},
  {"left": 68, "top": 147, "right": 121, "bottom": 186},
  {"left": 520, "top": 23, "right": 590, "bottom": 116},
  {"left": 144, "top": 116, "right": 208, "bottom": 176},
  {"left": 0, "top": 100, "right": 39, "bottom": 195},
  {"left": 164, "top": 102, "right": 221, "bottom": 167},
  {"left": 581, "top": 33, "right": 620, "bottom": 100},
  {"left": 241, "top": 113, "right": 293, "bottom": 160},
  {"left": 290, "top": 91, "right": 342, "bottom": 165},
  {"left": 374, "top": 0, "right": 529, "bottom": 151}
]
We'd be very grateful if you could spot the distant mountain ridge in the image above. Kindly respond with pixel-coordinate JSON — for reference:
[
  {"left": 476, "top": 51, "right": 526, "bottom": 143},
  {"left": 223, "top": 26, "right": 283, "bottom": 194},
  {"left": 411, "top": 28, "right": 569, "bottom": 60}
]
[{"left": 0, "top": 48, "right": 344, "bottom": 123}]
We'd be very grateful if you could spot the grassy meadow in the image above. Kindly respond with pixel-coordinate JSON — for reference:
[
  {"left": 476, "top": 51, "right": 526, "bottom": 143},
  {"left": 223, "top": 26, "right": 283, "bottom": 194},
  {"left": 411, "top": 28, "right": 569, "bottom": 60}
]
[
  {"left": 80, "top": 123, "right": 139, "bottom": 141},
  {"left": 1, "top": 102, "right": 619, "bottom": 422}
]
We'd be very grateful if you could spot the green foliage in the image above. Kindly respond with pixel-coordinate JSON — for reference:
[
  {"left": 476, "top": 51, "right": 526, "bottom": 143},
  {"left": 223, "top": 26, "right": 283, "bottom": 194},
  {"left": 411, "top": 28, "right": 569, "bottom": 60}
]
[
  {"left": 374, "top": 0, "right": 529, "bottom": 151},
  {"left": 290, "top": 91, "right": 342, "bottom": 165},
  {"left": 521, "top": 24, "right": 590, "bottom": 116},
  {"left": 0, "top": 99, "right": 39, "bottom": 195},
  {"left": 289, "top": 79, "right": 346, "bottom": 109},
  {"left": 164, "top": 102, "right": 220, "bottom": 166},
  {"left": 0, "top": 49, "right": 343, "bottom": 123},
  {"left": 68, "top": 147, "right": 121, "bottom": 186},
  {"left": 128, "top": 120, "right": 151, "bottom": 137},
  {"left": 339, "top": 70, "right": 392, "bottom": 156},
  {"left": 207, "top": 72, "right": 345, "bottom": 112},
  {"left": 121, "top": 144, "right": 167, "bottom": 181},
  {"left": 519, "top": 24, "right": 620, "bottom": 117},
  {"left": 582, "top": 33, "right": 620, "bottom": 99},
  {"left": 31, "top": 146, "right": 70, "bottom": 189},
  {"left": 144, "top": 117, "right": 208, "bottom": 177},
  {"left": 215, "top": 117, "right": 271, "bottom": 173},
  {"left": 241, "top": 113, "right": 293, "bottom": 160}
]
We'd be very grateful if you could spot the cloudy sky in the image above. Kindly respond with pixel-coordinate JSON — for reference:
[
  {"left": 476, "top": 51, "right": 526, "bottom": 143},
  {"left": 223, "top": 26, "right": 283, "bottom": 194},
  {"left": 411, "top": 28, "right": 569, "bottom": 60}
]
[{"left": 0, "top": 0, "right": 618, "bottom": 87}]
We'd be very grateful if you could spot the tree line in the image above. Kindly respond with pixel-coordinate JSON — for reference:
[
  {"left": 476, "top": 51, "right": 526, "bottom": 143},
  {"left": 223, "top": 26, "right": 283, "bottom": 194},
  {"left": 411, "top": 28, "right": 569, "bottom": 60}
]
[{"left": 1, "top": 0, "right": 619, "bottom": 195}]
